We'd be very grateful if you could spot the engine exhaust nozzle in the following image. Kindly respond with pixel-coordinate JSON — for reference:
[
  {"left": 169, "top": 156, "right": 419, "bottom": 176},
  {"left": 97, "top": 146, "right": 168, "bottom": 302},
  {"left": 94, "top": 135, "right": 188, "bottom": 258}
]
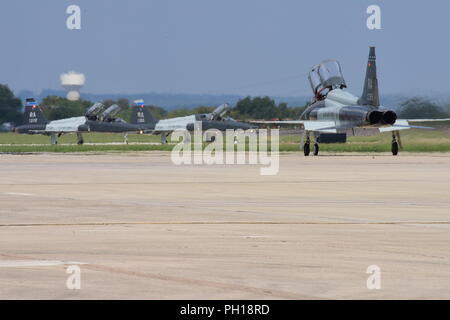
[
  {"left": 382, "top": 111, "right": 397, "bottom": 125},
  {"left": 367, "top": 110, "right": 383, "bottom": 125}
]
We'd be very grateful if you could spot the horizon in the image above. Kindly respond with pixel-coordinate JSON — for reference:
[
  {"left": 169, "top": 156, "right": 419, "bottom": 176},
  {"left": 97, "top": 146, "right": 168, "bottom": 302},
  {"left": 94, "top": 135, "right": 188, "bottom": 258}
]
[{"left": 11, "top": 87, "right": 450, "bottom": 111}]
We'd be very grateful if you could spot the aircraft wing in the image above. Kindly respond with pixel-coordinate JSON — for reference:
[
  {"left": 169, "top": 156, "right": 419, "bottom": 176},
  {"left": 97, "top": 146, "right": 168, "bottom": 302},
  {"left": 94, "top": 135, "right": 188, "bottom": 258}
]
[
  {"left": 405, "top": 118, "right": 450, "bottom": 122},
  {"left": 253, "top": 118, "right": 450, "bottom": 133},
  {"left": 251, "top": 120, "right": 337, "bottom": 133},
  {"left": 45, "top": 117, "right": 86, "bottom": 133},
  {"left": 379, "top": 118, "right": 450, "bottom": 132}
]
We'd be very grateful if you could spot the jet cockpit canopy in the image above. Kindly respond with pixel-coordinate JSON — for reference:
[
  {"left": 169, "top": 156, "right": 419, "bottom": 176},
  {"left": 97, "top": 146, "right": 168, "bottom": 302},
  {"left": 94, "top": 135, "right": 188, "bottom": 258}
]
[
  {"left": 85, "top": 102, "right": 106, "bottom": 121},
  {"left": 308, "top": 60, "right": 346, "bottom": 99},
  {"left": 101, "top": 104, "right": 122, "bottom": 122}
]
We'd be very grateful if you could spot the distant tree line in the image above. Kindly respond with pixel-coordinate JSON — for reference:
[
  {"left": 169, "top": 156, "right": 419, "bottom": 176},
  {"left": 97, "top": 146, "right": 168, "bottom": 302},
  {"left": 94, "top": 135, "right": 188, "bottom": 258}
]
[
  {"left": 40, "top": 96, "right": 92, "bottom": 120},
  {"left": 397, "top": 97, "right": 450, "bottom": 119},
  {"left": 0, "top": 84, "right": 22, "bottom": 124},
  {"left": 232, "top": 96, "right": 306, "bottom": 120},
  {"left": 1, "top": 83, "right": 450, "bottom": 125}
]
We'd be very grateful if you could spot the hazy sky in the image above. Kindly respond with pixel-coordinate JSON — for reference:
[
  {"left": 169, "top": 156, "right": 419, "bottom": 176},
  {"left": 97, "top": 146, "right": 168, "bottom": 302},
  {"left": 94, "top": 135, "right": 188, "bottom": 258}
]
[{"left": 1, "top": 0, "right": 449, "bottom": 97}]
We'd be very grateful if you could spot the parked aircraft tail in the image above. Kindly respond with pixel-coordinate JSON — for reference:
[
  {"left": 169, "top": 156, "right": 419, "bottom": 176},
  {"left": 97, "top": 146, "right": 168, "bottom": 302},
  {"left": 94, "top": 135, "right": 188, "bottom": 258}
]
[
  {"left": 358, "top": 46, "right": 380, "bottom": 107},
  {"left": 131, "top": 99, "right": 157, "bottom": 124},
  {"left": 22, "top": 98, "right": 47, "bottom": 125}
]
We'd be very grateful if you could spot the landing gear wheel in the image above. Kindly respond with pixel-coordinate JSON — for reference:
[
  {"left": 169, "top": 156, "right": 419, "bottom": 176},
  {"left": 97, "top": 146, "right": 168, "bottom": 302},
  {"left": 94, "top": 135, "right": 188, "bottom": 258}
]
[
  {"left": 161, "top": 133, "right": 168, "bottom": 144},
  {"left": 313, "top": 143, "right": 319, "bottom": 156},
  {"left": 50, "top": 134, "right": 58, "bottom": 145},
  {"left": 303, "top": 143, "right": 310, "bottom": 156},
  {"left": 77, "top": 133, "right": 84, "bottom": 145},
  {"left": 391, "top": 141, "right": 398, "bottom": 156}
]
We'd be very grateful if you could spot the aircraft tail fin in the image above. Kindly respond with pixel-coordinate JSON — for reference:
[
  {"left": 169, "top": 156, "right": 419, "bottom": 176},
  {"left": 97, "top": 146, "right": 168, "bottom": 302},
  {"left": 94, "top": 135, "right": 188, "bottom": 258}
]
[
  {"left": 130, "top": 99, "right": 157, "bottom": 124},
  {"left": 22, "top": 98, "right": 47, "bottom": 125},
  {"left": 358, "top": 46, "right": 380, "bottom": 108}
]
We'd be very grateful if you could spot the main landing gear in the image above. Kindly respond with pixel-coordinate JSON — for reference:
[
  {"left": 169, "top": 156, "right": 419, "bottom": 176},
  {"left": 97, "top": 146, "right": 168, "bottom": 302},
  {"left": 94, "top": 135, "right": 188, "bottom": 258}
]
[
  {"left": 313, "top": 142, "right": 320, "bottom": 156},
  {"left": 77, "top": 133, "right": 84, "bottom": 145},
  {"left": 161, "top": 133, "right": 171, "bottom": 144},
  {"left": 50, "top": 133, "right": 58, "bottom": 145},
  {"left": 391, "top": 130, "right": 401, "bottom": 156},
  {"left": 302, "top": 131, "right": 320, "bottom": 156}
]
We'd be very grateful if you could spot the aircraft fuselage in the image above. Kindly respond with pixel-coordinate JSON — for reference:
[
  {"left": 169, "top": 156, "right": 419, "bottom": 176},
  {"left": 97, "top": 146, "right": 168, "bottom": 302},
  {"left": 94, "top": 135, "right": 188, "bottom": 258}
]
[{"left": 301, "top": 89, "right": 397, "bottom": 130}]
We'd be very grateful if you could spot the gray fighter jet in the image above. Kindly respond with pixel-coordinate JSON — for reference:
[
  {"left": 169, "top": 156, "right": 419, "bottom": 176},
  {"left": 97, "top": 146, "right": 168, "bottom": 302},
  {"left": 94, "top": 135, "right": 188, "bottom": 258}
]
[
  {"left": 255, "top": 47, "right": 450, "bottom": 156},
  {"left": 135, "top": 100, "right": 256, "bottom": 143},
  {"left": 14, "top": 99, "right": 143, "bottom": 144}
]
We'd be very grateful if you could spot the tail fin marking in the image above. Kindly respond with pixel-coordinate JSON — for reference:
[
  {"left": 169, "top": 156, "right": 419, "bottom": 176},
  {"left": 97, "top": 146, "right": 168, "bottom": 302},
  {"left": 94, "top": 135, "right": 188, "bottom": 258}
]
[
  {"left": 23, "top": 98, "right": 47, "bottom": 125},
  {"left": 130, "top": 99, "right": 157, "bottom": 124},
  {"left": 359, "top": 46, "right": 380, "bottom": 107}
]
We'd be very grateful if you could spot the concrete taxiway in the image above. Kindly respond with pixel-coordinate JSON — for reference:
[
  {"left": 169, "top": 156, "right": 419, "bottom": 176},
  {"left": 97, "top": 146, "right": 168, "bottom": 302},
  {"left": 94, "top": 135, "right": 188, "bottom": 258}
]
[{"left": 0, "top": 152, "right": 449, "bottom": 299}]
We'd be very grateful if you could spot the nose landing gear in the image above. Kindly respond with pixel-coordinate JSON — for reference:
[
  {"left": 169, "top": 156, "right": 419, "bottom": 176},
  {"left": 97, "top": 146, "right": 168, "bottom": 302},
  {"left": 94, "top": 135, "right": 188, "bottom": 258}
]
[
  {"left": 313, "top": 142, "right": 320, "bottom": 156},
  {"left": 302, "top": 131, "right": 320, "bottom": 156},
  {"left": 303, "top": 141, "right": 310, "bottom": 156},
  {"left": 303, "top": 132, "right": 310, "bottom": 156}
]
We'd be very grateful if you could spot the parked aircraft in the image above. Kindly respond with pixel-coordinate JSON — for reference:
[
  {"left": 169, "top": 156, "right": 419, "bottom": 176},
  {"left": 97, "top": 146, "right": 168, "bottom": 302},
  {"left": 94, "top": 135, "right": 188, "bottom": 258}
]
[
  {"left": 14, "top": 99, "right": 255, "bottom": 145},
  {"left": 133, "top": 100, "right": 256, "bottom": 143},
  {"left": 14, "top": 99, "right": 142, "bottom": 144}
]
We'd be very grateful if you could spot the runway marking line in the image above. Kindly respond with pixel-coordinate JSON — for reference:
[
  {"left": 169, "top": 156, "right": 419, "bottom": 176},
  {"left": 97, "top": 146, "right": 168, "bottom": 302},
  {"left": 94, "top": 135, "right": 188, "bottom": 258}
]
[
  {"left": 3, "top": 192, "right": 34, "bottom": 196},
  {"left": 0, "top": 260, "right": 87, "bottom": 267},
  {"left": 0, "top": 221, "right": 449, "bottom": 227}
]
